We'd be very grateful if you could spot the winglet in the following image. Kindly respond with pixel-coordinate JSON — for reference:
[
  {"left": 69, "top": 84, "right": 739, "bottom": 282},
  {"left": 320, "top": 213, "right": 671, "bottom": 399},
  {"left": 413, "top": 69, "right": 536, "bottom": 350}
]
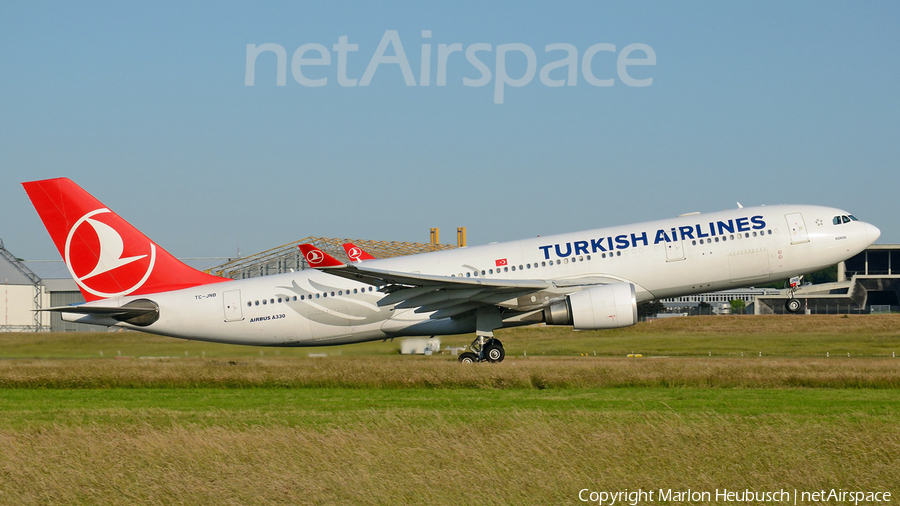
[
  {"left": 298, "top": 244, "right": 344, "bottom": 268},
  {"left": 343, "top": 243, "right": 376, "bottom": 263}
]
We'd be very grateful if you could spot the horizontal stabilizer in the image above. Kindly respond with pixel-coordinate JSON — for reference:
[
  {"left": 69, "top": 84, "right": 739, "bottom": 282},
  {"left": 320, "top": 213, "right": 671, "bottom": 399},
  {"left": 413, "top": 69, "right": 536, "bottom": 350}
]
[
  {"left": 37, "top": 299, "right": 160, "bottom": 326},
  {"left": 36, "top": 305, "right": 155, "bottom": 316}
]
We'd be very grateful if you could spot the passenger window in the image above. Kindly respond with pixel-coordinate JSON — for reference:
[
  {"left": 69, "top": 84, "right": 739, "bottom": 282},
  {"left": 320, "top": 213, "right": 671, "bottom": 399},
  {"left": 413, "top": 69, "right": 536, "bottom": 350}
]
[
  {"left": 278, "top": 298, "right": 282, "bottom": 303},
  {"left": 556, "top": 260, "right": 561, "bottom": 265},
  {"left": 481, "top": 270, "right": 485, "bottom": 275},
  {"left": 316, "top": 294, "right": 320, "bottom": 298},
  {"left": 338, "top": 291, "right": 342, "bottom": 295},
  {"left": 511, "top": 266, "right": 516, "bottom": 271},
  {"left": 255, "top": 301, "right": 259, "bottom": 306},
  {"left": 541, "top": 262, "right": 546, "bottom": 267},
  {"left": 519, "top": 265, "right": 523, "bottom": 270},
  {"left": 578, "top": 257, "right": 583, "bottom": 262},
  {"left": 767, "top": 230, "right": 772, "bottom": 235},
  {"left": 616, "top": 251, "right": 621, "bottom": 256},
  {"left": 466, "top": 272, "right": 471, "bottom": 277},
  {"left": 700, "top": 239, "right": 704, "bottom": 244},
  {"left": 270, "top": 299, "right": 274, "bottom": 304},
  {"left": 301, "top": 295, "right": 305, "bottom": 300},
  {"left": 715, "top": 237, "right": 719, "bottom": 242},
  {"left": 730, "top": 234, "right": 734, "bottom": 240},
  {"left": 489, "top": 269, "right": 493, "bottom": 274},
  {"left": 692, "top": 240, "right": 697, "bottom": 245},
  {"left": 262, "top": 300, "right": 267, "bottom": 305},
  {"left": 247, "top": 301, "right": 251, "bottom": 307},
  {"left": 602, "top": 253, "right": 606, "bottom": 258},
  {"left": 526, "top": 264, "right": 531, "bottom": 269},
  {"left": 505, "top": 267, "right": 509, "bottom": 272},
  {"left": 586, "top": 255, "right": 591, "bottom": 260},
  {"left": 752, "top": 232, "right": 757, "bottom": 237},
  {"left": 293, "top": 296, "right": 297, "bottom": 301},
  {"left": 323, "top": 293, "right": 327, "bottom": 298},
  {"left": 330, "top": 292, "right": 335, "bottom": 297}
]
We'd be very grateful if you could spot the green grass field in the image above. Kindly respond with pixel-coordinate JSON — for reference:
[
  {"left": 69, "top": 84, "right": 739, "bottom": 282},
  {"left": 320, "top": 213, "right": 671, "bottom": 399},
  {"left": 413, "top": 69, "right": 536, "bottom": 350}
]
[
  {"left": 3, "top": 314, "right": 899, "bottom": 359},
  {"left": 0, "top": 315, "right": 898, "bottom": 505}
]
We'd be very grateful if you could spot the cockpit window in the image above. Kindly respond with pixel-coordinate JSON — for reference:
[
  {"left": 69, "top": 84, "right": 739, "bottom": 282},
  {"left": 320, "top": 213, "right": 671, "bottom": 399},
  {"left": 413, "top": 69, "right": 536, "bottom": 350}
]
[
  {"left": 848, "top": 215, "right": 858, "bottom": 221},
  {"left": 833, "top": 216, "right": 841, "bottom": 225},
  {"left": 842, "top": 215, "right": 850, "bottom": 224}
]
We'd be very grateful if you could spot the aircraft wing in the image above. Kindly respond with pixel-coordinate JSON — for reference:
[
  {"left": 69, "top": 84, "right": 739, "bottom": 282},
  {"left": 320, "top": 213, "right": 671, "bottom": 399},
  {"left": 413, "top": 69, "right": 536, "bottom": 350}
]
[{"left": 298, "top": 244, "right": 549, "bottom": 318}]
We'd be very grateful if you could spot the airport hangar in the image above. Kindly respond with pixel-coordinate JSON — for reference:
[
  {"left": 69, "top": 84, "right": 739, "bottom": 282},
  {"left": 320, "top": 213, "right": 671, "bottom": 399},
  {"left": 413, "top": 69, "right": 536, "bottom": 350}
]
[{"left": 1, "top": 237, "right": 897, "bottom": 332}]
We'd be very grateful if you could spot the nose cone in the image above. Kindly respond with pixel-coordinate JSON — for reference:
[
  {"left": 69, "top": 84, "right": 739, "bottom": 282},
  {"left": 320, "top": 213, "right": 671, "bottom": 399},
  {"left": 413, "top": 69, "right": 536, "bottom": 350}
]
[{"left": 865, "top": 222, "right": 881, "bottom": 244}]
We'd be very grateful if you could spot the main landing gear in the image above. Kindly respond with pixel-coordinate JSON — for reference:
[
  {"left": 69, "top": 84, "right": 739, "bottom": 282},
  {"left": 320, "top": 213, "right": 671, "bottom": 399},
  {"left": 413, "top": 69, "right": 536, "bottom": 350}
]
[
  {"left": 459, "top": 307, "right": 505, "bottom": 363},
  {"left": 784, "top": 275, "right": 803, "bottom": 314},
  {"left": 458, "top": 336, "right": 505, "bottom": 363}
]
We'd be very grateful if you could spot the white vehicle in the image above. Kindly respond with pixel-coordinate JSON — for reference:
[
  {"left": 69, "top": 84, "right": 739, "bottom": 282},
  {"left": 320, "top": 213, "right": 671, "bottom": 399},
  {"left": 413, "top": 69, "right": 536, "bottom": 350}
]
[{"left": 24, "top": 178, "right": 880, "bottom": 363}]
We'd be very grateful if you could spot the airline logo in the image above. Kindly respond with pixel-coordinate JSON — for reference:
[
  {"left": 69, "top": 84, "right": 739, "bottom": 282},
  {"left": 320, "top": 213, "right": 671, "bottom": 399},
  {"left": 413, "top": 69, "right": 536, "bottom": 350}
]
[
  {"left": 65, "top": 208, "right": 157, "bottom": 298},
  {"left": 342, "top": 243, "right": 375, "bottom": 262},
  {"left": 495, "top": 259, "right": 508, "bottom": 266},
  {"left": 538, "top": 215, "right": 767, "bottom": 259},
  {"left": 298, "top": 243, "right": 344, "bottom": 267},
  {"left": 306, "top": 249, "right": 325, "bottom": 265}
]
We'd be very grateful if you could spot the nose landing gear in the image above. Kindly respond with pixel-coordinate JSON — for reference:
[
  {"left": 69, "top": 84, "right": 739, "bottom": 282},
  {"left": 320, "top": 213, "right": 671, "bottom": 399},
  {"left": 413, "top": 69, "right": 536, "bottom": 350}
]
[{"left": 784, "top": 275, "right": 803, "bottom": 314}]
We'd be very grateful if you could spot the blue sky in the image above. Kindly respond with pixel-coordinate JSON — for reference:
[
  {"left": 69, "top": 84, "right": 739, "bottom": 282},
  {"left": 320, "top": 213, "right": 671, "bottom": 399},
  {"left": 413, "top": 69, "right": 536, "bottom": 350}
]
[{"left": 2, "top": 1, "right": 898, "bottom": 260}]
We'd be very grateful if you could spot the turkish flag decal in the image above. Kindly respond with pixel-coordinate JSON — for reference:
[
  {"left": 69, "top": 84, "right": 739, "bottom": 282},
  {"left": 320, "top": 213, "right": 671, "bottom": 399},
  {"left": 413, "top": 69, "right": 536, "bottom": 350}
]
[{"left": 495, "top": 259, "right": 508, "bottom": 266}]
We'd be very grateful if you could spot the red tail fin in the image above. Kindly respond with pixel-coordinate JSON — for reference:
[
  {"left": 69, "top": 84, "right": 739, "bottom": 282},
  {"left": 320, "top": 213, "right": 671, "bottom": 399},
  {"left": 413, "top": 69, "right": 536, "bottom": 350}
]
[
  {"left": 22, "top": 178, "right": 228, "bottom": 302},
  {"left": 342, "top": 242, "right": 376, "bottom": 262},
  {"left": 298, "top": 244, "right": 344, "bottom": 268}
]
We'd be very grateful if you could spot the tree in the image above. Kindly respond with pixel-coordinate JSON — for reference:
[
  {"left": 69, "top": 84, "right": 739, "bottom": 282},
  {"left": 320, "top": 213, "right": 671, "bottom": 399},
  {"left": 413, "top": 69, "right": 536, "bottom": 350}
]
[{"left": 729, "top": 298, "right": 746, "bottom": 315}]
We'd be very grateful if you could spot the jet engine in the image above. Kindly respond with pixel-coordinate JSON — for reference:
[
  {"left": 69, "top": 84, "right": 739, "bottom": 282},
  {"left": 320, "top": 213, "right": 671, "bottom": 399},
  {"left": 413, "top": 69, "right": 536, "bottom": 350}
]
[{"left": 543, "top": 283, "right": 637, "bottom": 330}]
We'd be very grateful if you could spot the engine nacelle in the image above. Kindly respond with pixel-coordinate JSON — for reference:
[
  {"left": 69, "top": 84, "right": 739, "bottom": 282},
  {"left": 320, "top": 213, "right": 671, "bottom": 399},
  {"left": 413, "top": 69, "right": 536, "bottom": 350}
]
[{"left": 543, "top": 283, "right": 637, "bottom": 330}]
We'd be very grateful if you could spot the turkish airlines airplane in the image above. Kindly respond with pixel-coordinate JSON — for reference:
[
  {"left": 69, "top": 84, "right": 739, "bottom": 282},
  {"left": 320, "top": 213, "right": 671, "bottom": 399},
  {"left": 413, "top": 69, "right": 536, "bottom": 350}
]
[{"left": 23, "top": 178, "right": 880, "bottom": 363}]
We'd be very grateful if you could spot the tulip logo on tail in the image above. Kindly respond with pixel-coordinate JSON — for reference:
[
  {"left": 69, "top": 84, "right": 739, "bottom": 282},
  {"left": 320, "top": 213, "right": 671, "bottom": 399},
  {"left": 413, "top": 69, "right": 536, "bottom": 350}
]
[
  {"left": 65, "top": 208, "right": 157, "bottom": 298},
  {"left": 305, "top": 249, "right": 325, "bottom": 265},
  {"left": 347, "top": 247, "right": 362, "bottom": 262}
]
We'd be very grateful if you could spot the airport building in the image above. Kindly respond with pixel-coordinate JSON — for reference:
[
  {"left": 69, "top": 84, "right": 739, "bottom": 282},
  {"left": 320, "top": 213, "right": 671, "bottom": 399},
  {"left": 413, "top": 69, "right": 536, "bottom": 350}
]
[
  {"left": 755, "top": 244, "right": 900, "bottom": 314},
  {"left": 661, "top": 287, "right": 782, "bottom": 315}
]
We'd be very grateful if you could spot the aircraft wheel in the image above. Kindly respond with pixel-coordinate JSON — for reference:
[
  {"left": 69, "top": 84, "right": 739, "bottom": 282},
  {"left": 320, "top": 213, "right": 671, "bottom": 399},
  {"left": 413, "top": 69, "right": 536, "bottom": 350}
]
[
  {"left": 785, "top": 299, "right": 802, "bottom": 314},
  {"left": 458, "top": 352, "right": 478, "bottom": 364},
  {"left": 484, "top": 344, "right": 505, "bottom": 363}
]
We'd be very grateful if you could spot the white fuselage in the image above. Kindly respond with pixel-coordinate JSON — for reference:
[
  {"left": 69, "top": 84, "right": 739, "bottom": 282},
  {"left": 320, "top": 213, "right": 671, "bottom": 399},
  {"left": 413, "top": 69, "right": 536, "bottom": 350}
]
[{"left": 70, "top": 205, "right": 879, "bottom": 346}]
